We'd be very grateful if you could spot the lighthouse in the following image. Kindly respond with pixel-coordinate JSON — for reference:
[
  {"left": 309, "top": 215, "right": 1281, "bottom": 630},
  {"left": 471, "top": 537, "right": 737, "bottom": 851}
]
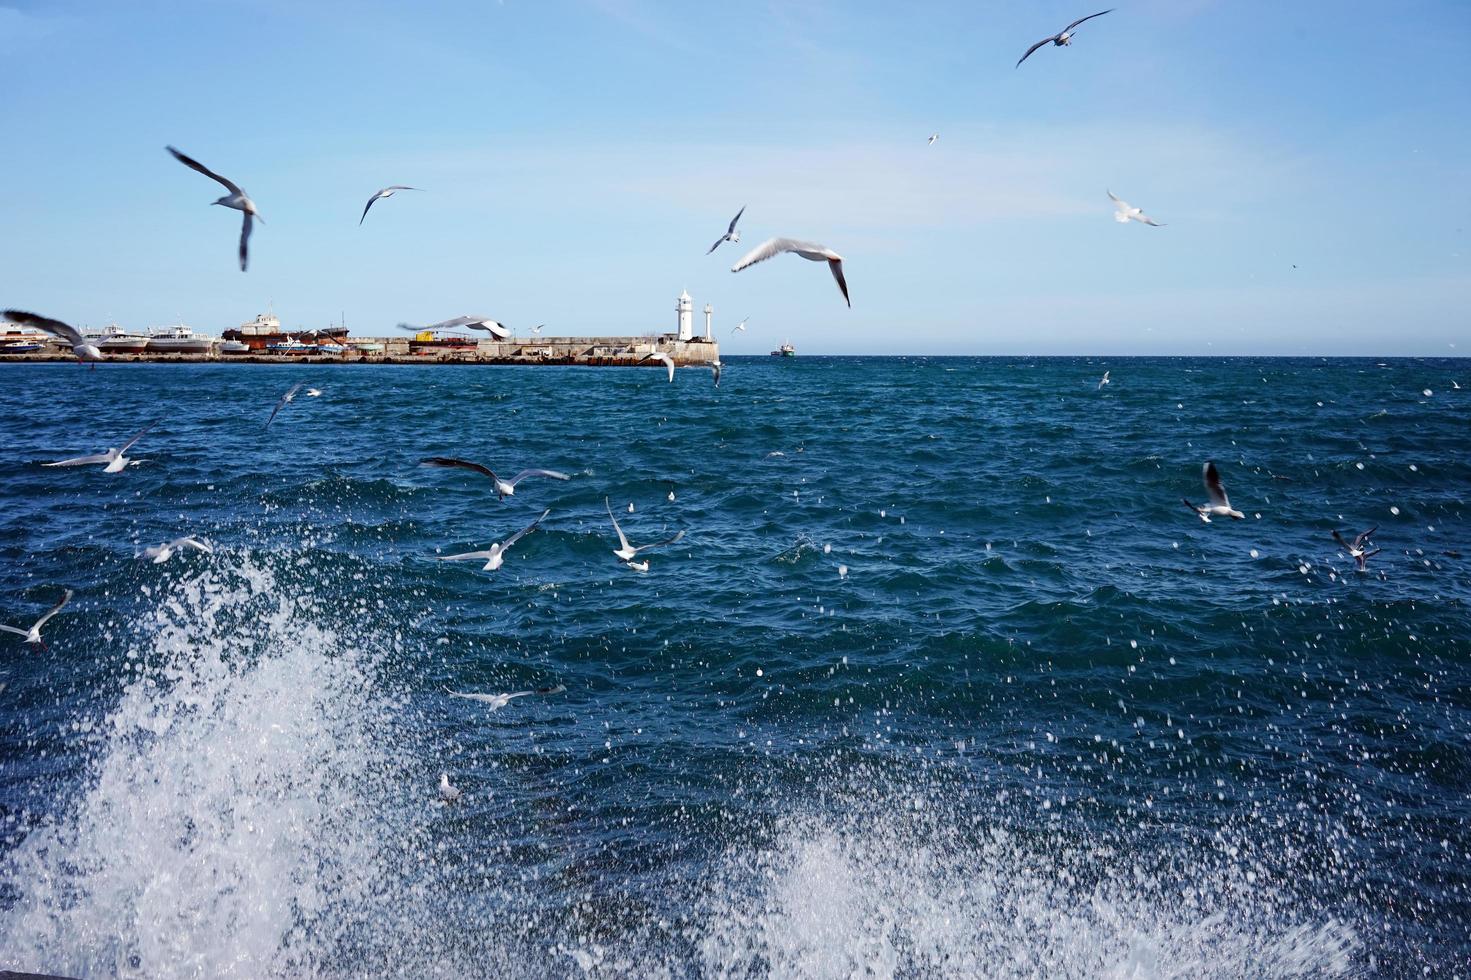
[
  {"left": 703, "top": 303, "right": 713, "bottom": 340},
  {"left": 676, "top": 289, "right": 693, "bottom": 341}
]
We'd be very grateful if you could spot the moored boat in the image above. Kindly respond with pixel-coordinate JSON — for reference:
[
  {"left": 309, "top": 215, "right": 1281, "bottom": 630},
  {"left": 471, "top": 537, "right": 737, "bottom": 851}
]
[
  {"left": 86, "top": 324, "right": 152, "bottom": 355},
  {"left": 147, "top": 324, "right": 216, "bottom": 354}
]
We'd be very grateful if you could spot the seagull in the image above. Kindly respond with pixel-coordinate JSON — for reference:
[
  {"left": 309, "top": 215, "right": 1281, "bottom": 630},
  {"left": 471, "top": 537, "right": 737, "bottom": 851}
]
[
  {"left": 140, "top": 536, "right": 212, "bottom": 564},
  {"left": 306, "top": 388, "right": 322, "bottom": 397},
  {"left": 420, "top": 457, "right": 570, "bottom": 500},
  {"left": 1098, "top": 370, "right": 1110, "bottom": 389},
  {"left": 1, "top": 588, "right": 71, "bottom": 648},
  {"left": 437, "top": 509, "right": 549, "bottom": 571},
  {"left": 438, "top": 772, "right": 462, "bottom": 803},
  {"left": 44, "top": 422, "right": 155, "bottom": 473},
  {"left": 1182, "top": 461, "right": 1244, "bottom": 522},
  {"left": 607, "top": 497, "right": 684, "bottom": 568},
  {"left": 1016, "top": 9, "right": 1113, "bottom": 68},
  {"left": 927, "top": 133, "right": 939, "bottom": 145},
  {"left": 1333, "top": 527, "right": 1381, "bottom": 570},
  {"left": 731, "top": 317, "right": 750, "bottom": 335},
  {"left": 711, "top": 358, "right": 723, "bottom": 387},
  {"left": 398, "top": 316, "right": 510, "bottom": 340},
  {"left": 359, "top": 185, "right": 418, "bottom": 225},
  {"left": 532, "top": 324, "right": 544, "bottom": 335},
  {"left": 667, "top": 485, "right": 676, "bottom": 503},
  {"left": 707, "top": 205, "right": 746, "bottom": 255},
  {"left": 2, "top": 310, "right": 104, "bottom": 362},
  {"left": 166, "top": 146, "right": 261, "bottom": 271},
  {"left": 266, "top": 383, "right": 304, "bottom": 427},
  {"left": 444, "top": 684, "right": 566, "bottom": 712},
  {"left": 642, "top": 351, "right": 675, "bottom": 382},
  {"left": 732, "top": 238, "right": 850, "bottom": 307},
  {"left": 1108, "top": 191, "right": 1165, "bottom": 227}
]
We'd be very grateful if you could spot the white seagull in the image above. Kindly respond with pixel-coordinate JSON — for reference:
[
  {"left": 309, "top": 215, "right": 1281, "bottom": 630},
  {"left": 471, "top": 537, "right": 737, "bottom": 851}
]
[
  {"left": 607, "top": 497, "right": 684, "bottom": 569},
  {"left": 1, "top": 588, "right": 72, "bottom": 648},
  {"left": 1333, "top": 527, "right": 1381, "bottom": 571},
  {"left": 306, "top": 388, "right": 322, "bottom": 397},
  {"left": 266, "top": 383, "right": 304, "bottom": 427},
  {"left": 1183, "top": 461, "right": 1244, "bottom": 522},
  {"left": 444, "top": 684, "right": 566, "bottom": 712},
  {"left": 420, "top": 457, "right": 570, "bottom": 500},
  {"left": 532, "top": 324, "right": 544, "bottom": 335},
  {"left": 731, "top": 317, "right": 750, "bottom": 335},
  {"left": 167, "top": 146, "right": 261, "bottom": 271},
  {"left": 438, "top": 772, "right": 462, "bottom": 803},
  {"left": 437, "top": 509, "right": 549, "bottom": 571},
  {"left": 140, "top": 536, "right": 213, "bottom": 564},
  {"left": 711, "top": 359, "right": 723, "bottom": 387},
  {"left": 359, "top": 185, "right": 418, "bottom": 225},
  {"left": 1098, "top": 370, "right": 1110, "bottom": 390},
  {"left": 1108, "top": 190, "right": 1165, "bottom": 227},
  {"left": 1016, "top": 9, "right": 1113, "bottom": 68},
  {"left": 732, "top": 238, "right": 850, "bottom": 307},
  {"left": 2, "top": 310, "right": 104, "bottom": 362},
  {"left": 398, "top": 316, "right": 510, "bottom": 340},
  {"left": 927, "top": 133, "right": 939, "bottom": 145},
  {"left": 44, "top": 421, "right": 155, "bottom": 474},
  {"left": 642, "top": 351, "right": 675, "bottom": 382},
  {"left": 707, "top": 205, "right": 746, "bottom": 255}
]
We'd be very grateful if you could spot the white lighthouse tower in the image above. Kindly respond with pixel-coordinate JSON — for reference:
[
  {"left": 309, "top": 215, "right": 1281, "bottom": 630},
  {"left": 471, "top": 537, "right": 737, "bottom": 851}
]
[
  {"left": 703, "top": 303, "right": 713, "bottom": 340},
  {"left": 676, "top": 289, "right": 693, "bottom": 341}
]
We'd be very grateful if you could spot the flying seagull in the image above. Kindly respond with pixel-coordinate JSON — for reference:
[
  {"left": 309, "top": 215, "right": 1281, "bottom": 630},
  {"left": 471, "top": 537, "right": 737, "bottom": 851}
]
[
  {"left": 606, "top": 497, "right": 684, "bottom": 570},
  {"left": 1098, "top": 370, "right": 1110, "bottom": 389},
  {"left": 711, "top": 359, "right": 723, "bottom": 387},
  {"left": 731, "top": 317, "right": 750, "bottom": 335},
  {"left": 44, "top": 422, "right": 155, "bottom": 474},
  {"left": 420, "top": 457, "right": 570, "bottom": 500},
  {"left": 266, "top": 383, "right": 304, "bottom": 427},
  {"left": 707, "top": 205, "right": 746, "bottom": 255},
  {"left": 166, "top": 146, "right": 261, "bottom": 271},
  {"left": 2, "top": 310, "right": 104, "bottom": 362},
  {"left": 398, "top": 316, "right": 510, "bottom": 340},
  {"left": 1333, "top": 527, "right": 1381, "bottom": 571},
  {"left": 1183, "top": 461, "right": 1244, "bottom": 522},
  {"left": 306, "top": 388, "right": 322, "bottom": 397},
  {"left": 1108, "top": 191, "right": 1164, "bottom": 227},
  {"left": 438, "top": 772, "right": 462, "bottom": 803},
  {"left": 444, "top": 684, "right": 566, "bottom": 712},
  {"left": 732, "top": 238, "right": 850, "bottom": 307},
  {"left": 140, "top": 536, "right": 212, "bottom": 564},
  {"left": 437, "top": 509, "right": 549, "bottom": 571},
  {"left": 927, "top": 133, "right": 939, "bottom": 145},
  {"left": 1, "top": 588, "right": 71, "bottom": 648},
  {"left": 359, "top": 185, "right": 418, "bottom": 225},
  {"left": 1016, "top": 9, "right": 1113, "bottom": 67},
  {"left": 532, "top": 324, "right": 544, "bottom": 335},
  {"left": 642, "top": 351, "right": 675, "bottom": 382}
]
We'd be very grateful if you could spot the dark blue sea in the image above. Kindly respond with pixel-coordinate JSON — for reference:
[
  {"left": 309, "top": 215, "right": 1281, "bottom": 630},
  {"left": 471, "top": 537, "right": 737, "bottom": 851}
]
[{"left": 0, "top": 357, "right": 1467, "bottom": 978}]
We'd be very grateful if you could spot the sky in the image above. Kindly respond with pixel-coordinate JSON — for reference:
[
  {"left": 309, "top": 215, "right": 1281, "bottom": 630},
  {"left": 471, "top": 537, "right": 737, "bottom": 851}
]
[{"left": 1, "top": 0, "right": 1467, "bottom": 355}]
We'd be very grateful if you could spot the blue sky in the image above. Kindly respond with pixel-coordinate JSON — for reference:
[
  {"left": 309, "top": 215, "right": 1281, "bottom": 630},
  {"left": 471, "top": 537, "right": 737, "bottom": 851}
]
[{"left": 1, "top": 0, "right": 1467, "bottom": 354}]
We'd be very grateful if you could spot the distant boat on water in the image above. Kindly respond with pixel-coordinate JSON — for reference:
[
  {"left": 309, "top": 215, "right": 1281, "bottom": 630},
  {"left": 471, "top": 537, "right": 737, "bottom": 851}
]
[{"left": 770, "top": 340, "right": 796, "bottom": 357}]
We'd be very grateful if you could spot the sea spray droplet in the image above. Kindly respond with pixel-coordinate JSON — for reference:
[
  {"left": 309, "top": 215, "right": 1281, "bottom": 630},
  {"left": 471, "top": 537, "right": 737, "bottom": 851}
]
[
  {"left": 1423, "top": 389, "right": 1433, "bottom": 397},
  {"left": 837, "top": 565, "right": 848, "bottom": 579},
  {"left": 1250, "top": 549, "right": 1259, "bottom": 558},
  {"left": 1391, "top": 506, "right": 1401, "bottom": 516}
]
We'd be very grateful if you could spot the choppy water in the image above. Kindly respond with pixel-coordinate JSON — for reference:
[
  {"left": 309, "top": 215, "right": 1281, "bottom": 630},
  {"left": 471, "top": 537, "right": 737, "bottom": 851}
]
[{"left": 0, "top": 357, "right": 1467, "bottom": 978}]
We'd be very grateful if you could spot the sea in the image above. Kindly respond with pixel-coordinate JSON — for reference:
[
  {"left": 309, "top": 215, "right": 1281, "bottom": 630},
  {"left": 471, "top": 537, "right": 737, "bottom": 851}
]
[{"left": 0, "top": 357, "right": 1466, "bottom": 979}]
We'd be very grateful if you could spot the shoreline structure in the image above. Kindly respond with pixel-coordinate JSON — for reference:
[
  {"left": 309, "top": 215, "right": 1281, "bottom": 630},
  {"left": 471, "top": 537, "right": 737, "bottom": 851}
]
[{"left": 0, "top": 333, "right": 720, "bottom": 367}]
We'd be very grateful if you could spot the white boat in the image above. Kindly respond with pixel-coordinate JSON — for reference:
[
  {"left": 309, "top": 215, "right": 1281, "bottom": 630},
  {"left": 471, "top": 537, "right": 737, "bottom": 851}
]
[
  {"left": 237, "top": 312, "right": 282, "bottom": 337},
  {"left": 85, "top": 324, "right": 151, "bottom": 354},
  {"left": 220, "top": 340, "right": 251, "bottom": 355},
  {"left": 351, "top": 341, "right": 384, "bottom": 354},
  {"left": 147, "top": 325, "right": 216, "bottom": 354}
]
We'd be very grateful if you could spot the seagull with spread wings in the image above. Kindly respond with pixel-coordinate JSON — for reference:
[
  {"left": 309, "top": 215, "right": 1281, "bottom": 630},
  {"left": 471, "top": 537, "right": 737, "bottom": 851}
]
[
  {"left": 642, "top": 351, "right": 675, "bottom": 382},
  {"left": 1017, "top": 10, "right": 1113, "bottom": 67},
  {"left": 44, "top": 422, "right": 155, "bottom": 474},
  {"left": 2, "top": 310, "right": 104, "bottom": 362},
  {"left": 166, "top": 146, "right": 261, "bottom": 271},
  {"left": 140, "top": 536, "right": 213, "bottom": 564},
  {"left": 444, "top": 684, "right": 566, "bottom": 712},
  {"left": 266, "top": 383, "right": 304, "bottom": 428},
  {"left": 731, "top": 238, "right": 850, "bottom": 307},
  {"left": 420, "top": 457, "right": 570, "bottom": 500},
  {"left": 1, "top": 588, "right": 72, "bottom": 648},
  {"left": 359, "top": 185, "right": 418, "bottom": 225},
  {"left": 1183, "top": 461, "right": 1245, "bottom": 522},
  {"left": 707, "top": 206, "right": 746, "bottom": 255},
  {"left": 606, "top": 497, "right": 684, "bottom": 571},
  {"left": 436, "top": 509, "right": 549, "bottom": 571},
  {"left": 1108, "top": 191, "right": 1165, "bottom": 227},
  {"left": 398, "top": 316, "right": 510, "bottom": 340},
  {"left": 1333, "top": 527, "right": 1381, "bottom": 571}
]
